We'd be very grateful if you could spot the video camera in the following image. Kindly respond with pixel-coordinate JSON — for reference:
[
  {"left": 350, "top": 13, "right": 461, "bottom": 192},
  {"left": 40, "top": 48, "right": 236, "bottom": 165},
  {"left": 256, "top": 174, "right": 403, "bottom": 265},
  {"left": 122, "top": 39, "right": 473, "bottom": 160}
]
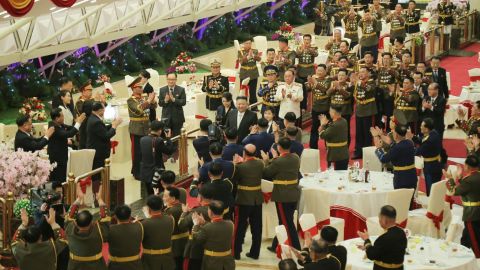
[
  {"left": 30, "top": 187, "right": 63, "bottom": 214},
  {"left": 207, "top": 114, "right": 225, "bottom": 143},
  {"left": 152, "top": 167, "right": 166, "bottom": 188}
]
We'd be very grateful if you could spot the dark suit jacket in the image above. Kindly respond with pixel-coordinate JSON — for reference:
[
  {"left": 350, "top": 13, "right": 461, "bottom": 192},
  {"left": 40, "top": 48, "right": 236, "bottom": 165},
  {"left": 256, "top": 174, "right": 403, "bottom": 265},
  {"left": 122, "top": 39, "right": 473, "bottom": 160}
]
[
  {"left": 14, "top": 131, "right": 48, "bottom": 152},
  {"left": 52, "top": 92, "right": 75, "bottom": 113},
  {"left": 421, "top": 95, "right": 446, "bottom": 133},
  {"left": 225, "top": 109, "right": 258, "bottom": 143},
  {"left": 222, "top": 143, "right": 244, "bottom": 161},
  {"left": 86, "top": 114, "right": 116, "bottom": 161},
  {"left": 143, "top": 82, "right": 156, "bottom": 122},
  {"left": 158, "top": 85, "right": 186, "bottom": 128},
  {"left": 47, "top": 122, "right": 79, "bottom": 164},
  {"left": 199, "top": 158, "right": 234, "bottom": 184},
  {"left": 242, "top": 132, "right": 275, "bottom": 157},
  {"left": 426, "top": 67, "right": 449, "bottom": 99},
  {"left": 140, "top": 134, "right": 176, "bottom": 183},
  {"left": 193, "top": 136, "right": 212, "bottom": 164},
  {"left": 216, "top": 104, "right": 235, "bottom": 126}
]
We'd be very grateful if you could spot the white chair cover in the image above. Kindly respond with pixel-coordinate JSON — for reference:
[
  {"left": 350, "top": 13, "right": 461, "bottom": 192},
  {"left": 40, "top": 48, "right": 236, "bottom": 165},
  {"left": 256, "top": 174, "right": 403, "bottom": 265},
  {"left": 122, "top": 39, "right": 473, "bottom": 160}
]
[
  {"left": 299, "top": 213, "right": 319, "bottom": 238},
  {"left": 262, "top": 179, "right": 277, "bottom": 239},
  {"left": 261, "top": 179, "right": 274, "bottom": 193},
  {"left": 67, "top": 149, "right": 96, "bottom": 207},
  {"left": 315, "top": 51, "right": 329, "bottom": 65},
  {"left": 300, "top": 149, "right": 320, "bottom": 174},
  {"left": 194, "top": 93, "right": 208, "bottom": 118},
  {"left": 362, "top": 146, "right": 383, "bottom": 172},
  {"left": 253, "top": 36, "right": 267, "bottom": 60},
  {"left": 415, "top": 156, "right": 424, "bottom": 169},
  {"left": 124, "top": 75, "right": 135, "bottom": 97},
  {"left": 275, "top": 225, "right": 291, "bottom": 259},
  {"left": 407, "top": 180, "right": 447, "bottom": 238},
  {"left": 446, "top": 205, "right": 464, "bottom": 243},
  {"left": 146, "top": 68, "right": 160, "bottom": 91}
]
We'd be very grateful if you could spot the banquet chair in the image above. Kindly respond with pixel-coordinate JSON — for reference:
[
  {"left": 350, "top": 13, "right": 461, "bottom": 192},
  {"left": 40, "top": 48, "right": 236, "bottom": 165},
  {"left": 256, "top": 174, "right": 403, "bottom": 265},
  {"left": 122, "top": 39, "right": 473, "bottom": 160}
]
[
  {"left": 253, "top": 36, "right": 267, "bottom": 60},
  {"left": 301, "top": 189, "right": 345, "bottom": 241},
  {"left": 124, "top": 75, "right": 135, "bottom": 97},
  {"left": 362, "top": 146, "right": 383, "bottom": 172},
  {"left": 407, "top": 180, "right": 447, "bottom": 238},
  {"left": 67, "top": 149, "right": 96, "bottom": 207},
  {"left": 315, "top": 50, "right": 329, "bottom": 65},
  {"left": 300, "top": 149, "right": 320, "bottom": 174},
  {"left": 445, "top": 205, "right": 464, "bottom": 243},
  {"left": 262, "top": 179, "right": 277, "bottom": 239},
  {"left": 366, "top": 188, "right": 414, "bottom": 236},
  {"left": 299, "top": 214, "right": 320, "bottom": 239},
  {"left": 275, "top": 225, "right": 290, "bottom": 259},
  {"left": 146, "top": 68, "right": 160, "bottom": 90}
]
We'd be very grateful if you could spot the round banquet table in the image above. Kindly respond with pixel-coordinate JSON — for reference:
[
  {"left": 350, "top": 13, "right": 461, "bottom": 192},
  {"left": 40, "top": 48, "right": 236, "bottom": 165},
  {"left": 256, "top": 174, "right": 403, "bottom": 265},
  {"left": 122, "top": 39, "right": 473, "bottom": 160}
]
[
  {"left": 340, "top": 236, "right": 479, "bottom": 270},
  {"left": 299, "top": 171, "right": 395, "bottom": 240}
]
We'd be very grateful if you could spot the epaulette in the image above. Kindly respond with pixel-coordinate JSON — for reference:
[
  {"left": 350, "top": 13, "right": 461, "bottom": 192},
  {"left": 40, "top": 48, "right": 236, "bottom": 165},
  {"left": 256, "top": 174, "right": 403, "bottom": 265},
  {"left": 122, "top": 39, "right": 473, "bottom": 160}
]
[
  {"left": 293, "top": 82, "right": 303, "bottom": 87},
  {"left": 277, "top": 82, "right": 286, "bottom": 85}
]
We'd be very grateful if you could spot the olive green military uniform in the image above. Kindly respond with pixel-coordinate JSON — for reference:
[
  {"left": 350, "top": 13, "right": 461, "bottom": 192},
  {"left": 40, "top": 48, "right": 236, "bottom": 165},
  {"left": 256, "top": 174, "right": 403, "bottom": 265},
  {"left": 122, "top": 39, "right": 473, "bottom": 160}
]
[
  {"left": 178, "top": 204, "right": 210, "bottom": 269},
  {"left": 12, "top": 224, "right": 68, "bottom": 270},
  {"left": 393, "top": 90, "right": 420, "bottom": 125},
  {"left": 456, "top": 116, "right": 480, "bottom": 136},
  {"left": 359, "top": 19, "right": 379, "bottom": 47},
  {"left": 65, "top": 204, "right": 110, "bottom": 270},
  {"left": 276, "top": 49, "right": 296, "bottom": 81},
  {"left": 343, "top": 15, "right": 361, "bottom": 44},
  {"left": 192, "top": 218, "right": 235, "bottom": 270},
  {"left": 371, "top": 6, "right": 385, "bottom": 35},
  {"left": 377, "top": 67, "right": 399, "bottom": 123},
  {"left": 108, "top": 221, "right": 144, "bottom": 270},
  {"left": 310, "top": 77, "right": 332, "bottom": 113},
  {"left": 398, "top": 64, "right": 416, "bottom": 82},
  {"left": 159, "top": 188, "right": 188, "bottom": 207},
  {"left": 405, "top": 9, "right": 421, "bottom": 34},
  {"left": 237, "top": 49, "right": 260, "bottom": 80},
  {"left": 232, "top": 158, "right": 265, "bottom": 258},
  {"left": 438, "top": 2, "right": 455, "bottom": 26},
  {"left": 391, "top": 47, "right": 410, "bottom": 64},
  {"left": 165, "top": 203, "right": 189, "bottom": 268},
  {"left": 325, "top": 41, "right": 341, "bottom": 58},
  {"left": 328, "top": 82, "right": 353, "bottom": 116},
  {"left": 75, "top": 96, "right": 93, "bottom": 149},
  {"left": 141, "top": 213, "right": 176, "bottom": 270},
  {"left": 263, "top": 153, "right": 302, "bottom": 250},
  {"left": 354, "top": 80, "right": 378, "bottom": 157},
  {"left": 296, "top": 46, "right": 318, "bottom": 78},
  {"left": 387, "top": 14, "right": 406, "bottom": 43},
  {"left": 320, "top": 118, "right": 349, "bottom": 162},
  {"left": 329, "top": 66, "right": 354, "bottom": 79}
]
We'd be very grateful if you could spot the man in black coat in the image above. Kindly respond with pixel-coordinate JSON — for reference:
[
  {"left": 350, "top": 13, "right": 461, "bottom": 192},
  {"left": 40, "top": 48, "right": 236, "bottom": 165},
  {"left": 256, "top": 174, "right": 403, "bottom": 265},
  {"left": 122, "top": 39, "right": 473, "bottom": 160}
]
[
  {"left": 193, "top": 119, "right": 213, "bottom": 164},
  {"left": 158, "top": 72, "right": 186, "bottom": 137},
  {"left": 302, "top": 240, "right": 341, "bottom": 270},
  {"left": 242, "top": 118, "right": 275, "bottom": 157},
  {"left": 421, "top": 83, "right": 446, "bottom": 140},
  {"left": 426, "top": 56, "right": 449, "bottom": 100},
  {"left": 222, "top": 127, "right": 243, "bottom": 161},
  {"left": 140, "top": 120, "right": 176, "bottom": 196},
  {"left": 320, "top": 226, "right": 347, "bottom": 270},
  {"left": 86, "top": 102, "right": 122, "bottom": 188},
  {"left": 140, "top": 70, "right": 157, "bottom": 122},
  {"left": 14, "top": 115, "right": 55, "bottom": 152},
  {"left": 47, "top": 108, "right": 86, "bottom": 185},
  {"left": 51, "top": 77, "right": 75, "bottom": 113},
  {"left": 225, "top": 96, "right": 258, "bottom": 143}
]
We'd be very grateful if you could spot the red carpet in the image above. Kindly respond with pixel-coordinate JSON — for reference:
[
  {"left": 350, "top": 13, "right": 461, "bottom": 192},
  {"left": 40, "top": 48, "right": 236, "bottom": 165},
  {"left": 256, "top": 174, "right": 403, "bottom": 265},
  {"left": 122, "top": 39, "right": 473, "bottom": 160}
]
[{"left": 441, "top": 42, "right": 480, "bottom": 96}]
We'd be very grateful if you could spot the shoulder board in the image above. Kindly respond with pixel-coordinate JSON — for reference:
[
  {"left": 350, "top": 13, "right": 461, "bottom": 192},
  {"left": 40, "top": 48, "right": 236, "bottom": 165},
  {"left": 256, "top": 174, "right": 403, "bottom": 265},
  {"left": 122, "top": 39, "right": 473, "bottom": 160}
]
[
  {"left": 293, "top": 82, "right": 302, "bottom": 86},
  {"left": 425, "top": 72, "right": 432, "bottom": 76},
  {"left": 367, "top": 79, "right": 374, "bottom": 82},
  {"left": 277, "top": 82, "right": 286, "bottom": 85},
  {"left": 409, "top": 64, "right": 416, "bottom": 67}
]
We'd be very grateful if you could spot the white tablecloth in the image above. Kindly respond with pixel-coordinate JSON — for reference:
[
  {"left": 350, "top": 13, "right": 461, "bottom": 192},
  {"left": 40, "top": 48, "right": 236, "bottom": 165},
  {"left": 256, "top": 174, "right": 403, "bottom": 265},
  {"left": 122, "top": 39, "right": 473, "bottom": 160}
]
[
  {"left": 340, "top": 236, "right": 479, "bottom": 270},
  {"left": 460, "top": 86, "right": 480, "bottom": 102}
]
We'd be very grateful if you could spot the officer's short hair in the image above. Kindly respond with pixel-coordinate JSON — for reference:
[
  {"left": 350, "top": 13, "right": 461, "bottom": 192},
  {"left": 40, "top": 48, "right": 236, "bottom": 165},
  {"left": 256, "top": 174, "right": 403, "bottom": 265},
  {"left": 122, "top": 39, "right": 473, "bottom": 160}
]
[
  {"left": 395, "top": 37, "right": 405, "bottom": 44},
  {"left": 16, "top": 114, "right": 30, "bottom": 127},
  {"left": 22, "top": 225, "right": 42, "bottom": 244},
  {"left": 114, "top": 205, "right": 132, "bottom": 222},
  {"left": 286, "top": 126, "right": 298, "bottom": 137},
  {"left": 160, "top": 170, "right": 176, "bottom": 185},
  {"left": 338, "top": 56, "right": 348, "bottom": 62},
  {"left": 340, "top": 40, "right": 349, "bottom": 47},
  {"left": 278, "top": 137, "right": 292, "bottom": 151},
  {"left": 59, "top": 77, "right": 72, "bottom": 86},
  {"left": 151, "top": 120, "right": 165, "bottom": 132},
  {"left": 363, "top": 51, "right": 374, "bottom": 57},
  {"left": 284, "top": 112, "right": 297, "bottom": 122},
  {"left": 337, "top": 68, "right": 348, "bottom": 75},
  {"left": 394, "top": 125, "right": 408, "bottom": 137},
  {"left": 267, "top": 48, "right": 276, "bottom": 53},
  {"left": 303, "top": 34, "right": 312, "bottom": 40},
  {"left": 209, "top": 200, "right": 225, "bottom": 215},
  {"left": 224, "top": 127, "right": 238, "bottom": 140},
  {"left": 76, "top": 210, "right": 93, "bottom": 228},
  {"left": 92, "top": 101, "right": 104, "bottom": 112},
  {"left": 317, "top": 64, "right": 327, "bottom": 70},
  {"left": 166, "top": 186, "right": 180, "bottom": 200},
  {"left": 422, "top": 118, "right": 434, "bottom": 131},
  {"left": 209, "top": 162, "right": 223, "bottom": 176},
  {"left": 431, "top": 56, "right": 441, "bottom": 61},
  {"left": 236, "top": 96, "right": 248, "bottom": 102},
  {"left": 140, "top": 69, "right": 151, "bottom": 79},
  {"left": 413, "top": 71, "right": 423, "bottom": 77},
  {"left": 199, "top": 184, "right": 214, "bottom": 200},
  {"left": 330, "top": 106, "right": 342, "bottom": 115},
  {"left": 465, "top": 155, "right": 480, "bottom": 168},
  {"left": 382, "top": 52, "right": 393, "bottom": 58},
  {"left": 146, "top": 195, "right": 163, "bottom": 211},
  {"left": 278, "top": 259, "right": 298, "bottom": 270},
  {"left": 403, "top": 51, "right": 412, "bottom": 57},
  {"left": 380, "top": 205, "right": 397, "bottom": 219},
  {"left": 209, "top": 142, "right": 223, "bottom": 155},
  {"left": 200, "top": 119, "right": 213, "bottom": 132},
  {"left": 404, "top": 76, "right": 414, "bottom": 84},
  {"left": 258, "top": 118, "right": 269, "bottom": 128},
  {"left": 278, "top": 36, "right": 289, "bottom": 44},
  {"left": 310, "top": 239, "right": 329, "bottom": 254},
  {"left": 321, "top": 226, "right": 339, "bottom": 244}
]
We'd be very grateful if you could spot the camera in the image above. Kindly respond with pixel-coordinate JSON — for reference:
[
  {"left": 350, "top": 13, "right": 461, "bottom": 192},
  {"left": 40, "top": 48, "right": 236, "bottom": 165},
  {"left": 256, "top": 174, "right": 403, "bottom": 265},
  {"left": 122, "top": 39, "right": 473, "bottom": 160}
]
[
  {"left": 152, "top": 167, "right": 166, "bottom": 188},
  {"left": 30, "top": 187, "right": 63, "bottom": 214}
]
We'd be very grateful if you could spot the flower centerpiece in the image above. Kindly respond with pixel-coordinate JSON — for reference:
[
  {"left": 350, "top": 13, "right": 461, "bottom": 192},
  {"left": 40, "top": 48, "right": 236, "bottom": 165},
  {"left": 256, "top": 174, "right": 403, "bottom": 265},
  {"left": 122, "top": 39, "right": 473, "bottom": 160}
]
[
  {"left": 18, "top": 97, "right": 47, "bottom": 122},
  {"left": 97, "top": 74, "right": 115, "bottom": 101},
  {"left": 271, "top": 22, "right": 300, "bottom": 41},
  {"left": 167, "top": 52, "right": 197, "bottom": 74},
  {"left": 0, "top": 144, "right": 55, "bottom": 199}
]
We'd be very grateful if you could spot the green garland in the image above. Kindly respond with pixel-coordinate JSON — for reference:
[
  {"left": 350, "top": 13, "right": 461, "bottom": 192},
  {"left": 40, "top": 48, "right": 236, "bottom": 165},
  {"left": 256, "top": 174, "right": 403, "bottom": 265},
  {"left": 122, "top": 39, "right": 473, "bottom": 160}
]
[{"left": 14, "top": 199, "right": 33, "bottom": 218}]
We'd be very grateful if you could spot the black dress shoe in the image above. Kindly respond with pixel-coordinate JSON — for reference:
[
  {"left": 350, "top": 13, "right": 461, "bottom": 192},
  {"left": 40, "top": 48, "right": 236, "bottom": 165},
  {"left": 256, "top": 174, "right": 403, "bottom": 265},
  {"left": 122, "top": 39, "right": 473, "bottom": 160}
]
[
  {"left": 245, "top": 252, "right": 258, "bottom": 260},
  {"left": 234, "top": 254, "right": 241, "bottom": 260},
  {"left": 266, "top": 246, "right": 276, "bottom": 253}
]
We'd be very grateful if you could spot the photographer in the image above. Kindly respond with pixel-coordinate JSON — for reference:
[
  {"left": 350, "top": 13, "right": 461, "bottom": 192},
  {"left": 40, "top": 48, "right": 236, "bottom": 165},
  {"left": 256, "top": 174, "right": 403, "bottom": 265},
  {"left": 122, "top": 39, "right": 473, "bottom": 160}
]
[
  {"left": 140, "top": 120, "right": 176, "bottom": 196},
  {"left": 152, "top": 170, "right": 187, "bottom": 205}
]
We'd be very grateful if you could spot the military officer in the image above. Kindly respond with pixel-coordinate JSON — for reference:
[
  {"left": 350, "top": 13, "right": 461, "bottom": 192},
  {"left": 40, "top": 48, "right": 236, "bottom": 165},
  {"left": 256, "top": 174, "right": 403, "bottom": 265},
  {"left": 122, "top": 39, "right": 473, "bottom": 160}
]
[
  {"left": 398, "top": 51, "right": 416, "bottom": 82},
  {"left": 128, "top": 77, "right": 157, "bottom": 180},
  {"left": 65, "top": 196, "right": 110, "bottom": 270},
  {"left": 456, "top": 101, "right": 480, "bottom": 136},
  {"left": 343, "top": 9, "right": 361, "bottom": 48},
  {"left": 75, "top": 79, "right": 94, "bottom": 149},
  {"left": 276, "top": 37, "right": 296, "bottom": 82},
  {"left": 191, "top": 201, "right": 235, "bottom": 270},
  {"left": 359, "top": 11, "right": 379, "bottom": 60},
  {"left": 261, "top": 137, "right": 302, "bottom": 252},
  {"left": 391, "top": 37, "right": 410, "bottom": 64},
  {"left": 375, "top": 125, "right": 417, "bottom": 192},
  {"left": 377, "top": 52, "right": 399, "bottom": 131},
  {"left": 353, "top": 67, "right": 377, "bottom": 159},
  {"left": 296, "top": 33, "right": 318, "bottom": 112},
  {"left": 141, "top": 195, "right": 176, "bottom": 270},
  {"left": 202, "top": 58, "right": 229, "bottom": 111},
  {"left": 325, "top": 29, "right": 343, "bottom": 58},
  {"left": 179, "top": 185, "right": 214, "bottom": 270},
  {"left": 405, "top": 1, "right": 421, "bottom": 36},
  {"left": 358, "top": 51, "right": 378, "bottom": 78},
  {"left": 108, "top": 205, "right": 144, "bottom": 270},
  {"left": 319, "top": 106, "right": 350, "bottom": 170},
  {"left": 339, "top": 41, "right": 357, "bottom": 67},
  {"left": 307, "top": 64, "right": 331, "bottom": 149},
  {"left": 370, "top": 0, "right": 386, "bottom": 37},
  {"left": 275, "top": 70, "right": 304, "bottom": 121},
  {"left": 394, "top": 76, "right": 420, "bottom": 132},
  {"left": 437, "top": 0, "right": 456, "bottom": 48},
  {"left": 260, "top": 48, "right": 277, "bottom": 72},
  {"left": 327, "top": 69, "right": 353, "bottom": 145},
  {"left": 238, "top": 36, "right": 261, "bottom": 106},
  {"left": 444, "top": 155, "right": 480, "bottom": 258},
  {"left": 329, "top": 56, "right": 354, "bottom": 79},
  {"left": 12, "top": 208, "right": 67, "bottom": 270},
  {"left": 386, "top": 5, "right": 406, "bottom": 45},
  {"left": 231, "top": 144, "right": 265, "bottom": 260},
  {"left": 358, "top": 205, "right": 408, "bottom": 270},
  {"left": 258, "top": 65, "right": 281, "bottom": 116},
  {"left": 163, "top": 187, "right": 189, "bottom": 270}
]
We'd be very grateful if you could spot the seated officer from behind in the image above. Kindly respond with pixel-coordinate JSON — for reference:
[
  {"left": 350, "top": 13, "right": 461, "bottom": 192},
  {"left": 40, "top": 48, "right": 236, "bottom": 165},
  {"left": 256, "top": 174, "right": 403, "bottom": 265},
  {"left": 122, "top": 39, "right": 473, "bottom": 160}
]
[
  {"left": 321, "top": 226, "right": 347, "bottom": 270},
  {"left": 302, "top": 239, "right": 341, "bottom": 270}
]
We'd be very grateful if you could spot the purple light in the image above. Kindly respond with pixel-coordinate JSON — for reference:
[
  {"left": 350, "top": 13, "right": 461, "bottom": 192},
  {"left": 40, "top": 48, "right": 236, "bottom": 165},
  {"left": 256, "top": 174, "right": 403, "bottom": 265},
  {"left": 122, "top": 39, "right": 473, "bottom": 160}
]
[
  {"left": 7, "top": 62, "right": 21, "bottom": 71},
  {"left": 196, "top": 18, "right": 208, "bottom": 40},
  {"left": 73, "top": 47, "right": 88, "bottom": 58},
  {"left": 301, "top": 0, "right": 308, "bottom": 9}
]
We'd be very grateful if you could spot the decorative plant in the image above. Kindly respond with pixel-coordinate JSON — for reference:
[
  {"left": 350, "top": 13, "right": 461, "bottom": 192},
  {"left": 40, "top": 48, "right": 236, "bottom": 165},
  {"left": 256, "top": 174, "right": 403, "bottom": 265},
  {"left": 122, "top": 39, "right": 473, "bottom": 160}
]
[{"left": 18, "top": 97, "right": 47, "bottom": 122}]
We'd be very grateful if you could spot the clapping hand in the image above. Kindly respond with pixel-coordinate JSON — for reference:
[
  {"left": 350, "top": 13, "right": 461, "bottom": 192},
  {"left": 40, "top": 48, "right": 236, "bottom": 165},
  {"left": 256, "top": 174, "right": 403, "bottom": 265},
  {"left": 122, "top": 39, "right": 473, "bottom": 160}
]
[
  {"left": 405, "top": 128, "right": 414, "bottom": 140},
  {"left": 381, "top": 133, "right": 392, "bottom": 145},
  {"left": 233, "top": 154, "right": 244, "bottom": 164},
  {"left": 182, "top": 204, "right": 190, "bottom": 213},
  {"left": 198, "top": 157, "right": 205, "bottom": 167},
  {"left": 208, "top": 80, "right": 214, "bottom": 88},
  {"left": 304, "top": 231, "right": 313, "bottom": 248},
  {"left": 148, "top": 92, "right": 156, "bottom": 103},
  {"left": 422, "top": 100, "right": 432, "bottom": 110},
  {"left": 46, "top": 208, "right": 56, "bottom": 226},
  {"left": 112, "top": 118, "right": 123, "bottom": 129},
  {"left": 76, "top": 113, "right": 87, "bottom": 124},
  {"left": 465, "top": 137, "right": 474, "bottom": 151},
  {"left": 270, "top": 148, "right": 279, "bottom": 159},
  {"left": 282, "top": 89, "right": 286, "bottom": 98},
  {"left": 357, "top": 229, "right": 370, "bottom": 241},
  {"left": 260, "top": 150, "right": 269, "bottom": 161},
  {"left": 192, "top": 212, "right": 206, "bottom": 226},
  {"left": 272, "top": 122, "right": 279, "bottom": 133},
  {"left": 319, "top": 114, "right": 329, "bottom": 126},
  {"left": 457, "top": 108, "right": 466, "bottom": 118},
  {"left": 20, "top": 208, "right": 29, "bottom": 227},
  {"left": 373, "top": 136, "right": 383, "bottom": 148}
]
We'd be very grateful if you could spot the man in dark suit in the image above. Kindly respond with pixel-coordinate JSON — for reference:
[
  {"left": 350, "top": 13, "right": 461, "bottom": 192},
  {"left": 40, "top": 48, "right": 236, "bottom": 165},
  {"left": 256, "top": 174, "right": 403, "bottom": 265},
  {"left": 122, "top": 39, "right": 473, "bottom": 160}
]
[
  {"left": 242, "top": 118, "right": 275, "bottom": 157},
  {"left": 198, "top": 142, "right": 234, "bottom": 184},
  {"left": 413, "top": 71, "right": 428, "bottom": 99},
  {"left": 426, "top": 56, "right": 449, "bottom": 100},
  {"left": 47, "top": 108, "right": 86, "bottom": 185},
  {"left": 159, "top": 72, "right": 186, "bottom": 137},
  {"left": 421, "top": 83, "right": 446, "bottom": 140},
  {"left": 225, "top": 96, "right": 258, "bottom": 143},
  {"left": 86, "top": 102, "right": 122, "bottom": 191},
  {"left": 140, "top": 70, "right": 157, "bottom": 122},
  {"left": 51, "top": 77, "right": 75, "bottom": 112},
  {"left": 193, "top": 119, "right": 213, "bottom": 165},
  {"left": 222, "top": 127, "right": 243, "bottom": 161},
  {"left": 14, "top": 115, "right": 55, "bottom": 152}
]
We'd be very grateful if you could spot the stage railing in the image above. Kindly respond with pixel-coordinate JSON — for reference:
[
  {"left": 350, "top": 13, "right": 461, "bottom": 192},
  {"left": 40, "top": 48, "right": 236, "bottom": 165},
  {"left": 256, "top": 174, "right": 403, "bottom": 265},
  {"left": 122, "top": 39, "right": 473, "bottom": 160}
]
[
  {"left": 455, "top": 10, "right": 478, "bottom": 48},
  {"left": 0, "top": 192, "right": 14, "bottom": 250}
]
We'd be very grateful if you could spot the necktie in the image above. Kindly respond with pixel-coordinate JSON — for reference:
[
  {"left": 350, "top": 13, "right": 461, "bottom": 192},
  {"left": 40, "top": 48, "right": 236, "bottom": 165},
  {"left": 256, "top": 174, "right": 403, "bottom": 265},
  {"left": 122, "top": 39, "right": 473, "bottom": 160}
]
[
  {"left": 237, "top": 113, "right": 243, "bottom": 129},
  {"left": 434, "top": 70, "right": 438, "bottom": 81}
]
